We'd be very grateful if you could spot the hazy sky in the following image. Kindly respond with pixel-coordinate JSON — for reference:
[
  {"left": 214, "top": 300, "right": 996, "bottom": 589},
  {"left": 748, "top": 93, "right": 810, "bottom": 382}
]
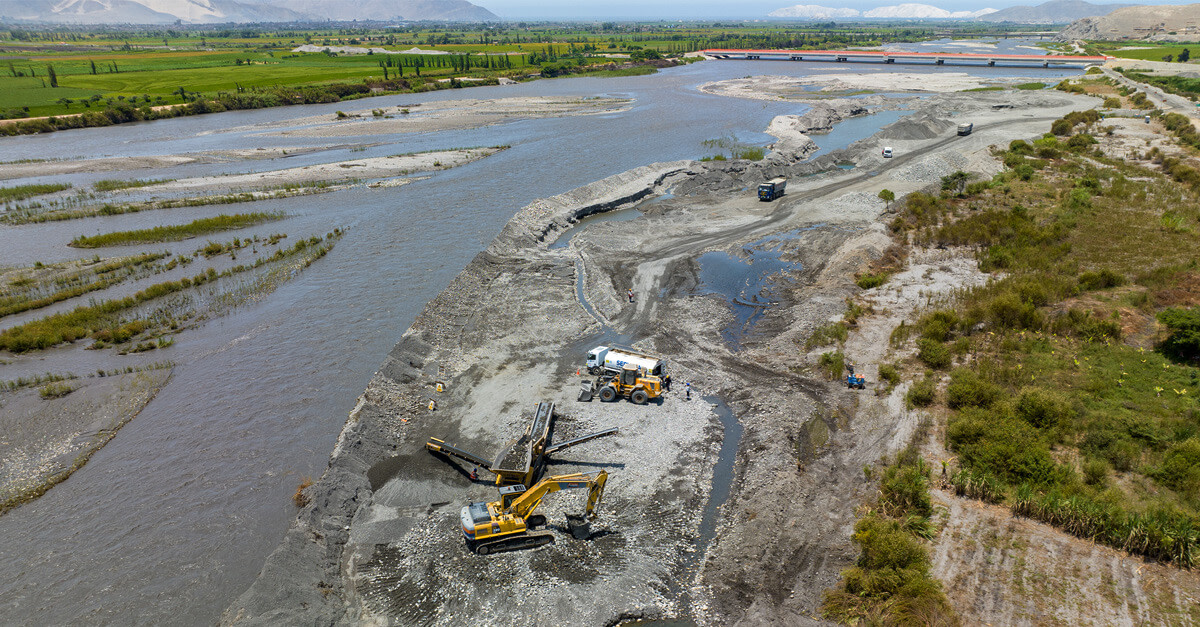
[{"left": 475, "top": 0, "right": 1179, "bottom": 20}]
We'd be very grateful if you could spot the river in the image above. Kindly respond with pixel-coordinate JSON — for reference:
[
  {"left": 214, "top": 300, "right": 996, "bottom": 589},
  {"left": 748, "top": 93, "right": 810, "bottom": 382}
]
[{"left": 0, "top": 49, "right": 1080, "bottom": 625}]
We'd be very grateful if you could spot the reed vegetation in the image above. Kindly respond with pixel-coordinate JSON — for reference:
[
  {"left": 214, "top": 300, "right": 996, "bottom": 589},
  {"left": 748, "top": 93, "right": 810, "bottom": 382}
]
[
  {"left": 93, "top": 178, "right": 173, "bottom": 192},
  {"left": 69, "top": 212, "right": 284, "bottom": 247},
  {"left": 0, "top": 183, "right": 70, "bottom": 202},
  {"left": 0, "top": 230, "right": 339, "bottom": 353}
]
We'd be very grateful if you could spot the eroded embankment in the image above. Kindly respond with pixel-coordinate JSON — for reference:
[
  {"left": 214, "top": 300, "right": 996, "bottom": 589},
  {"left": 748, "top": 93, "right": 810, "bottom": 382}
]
[{"left": 224, "top": 87, "right": 1100, "bottom": 626}]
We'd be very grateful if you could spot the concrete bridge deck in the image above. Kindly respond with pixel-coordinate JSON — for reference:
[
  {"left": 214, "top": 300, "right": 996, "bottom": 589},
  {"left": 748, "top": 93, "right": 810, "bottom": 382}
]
[{"left": 702, "top": 48, "right": 1109, "bottom": 68}]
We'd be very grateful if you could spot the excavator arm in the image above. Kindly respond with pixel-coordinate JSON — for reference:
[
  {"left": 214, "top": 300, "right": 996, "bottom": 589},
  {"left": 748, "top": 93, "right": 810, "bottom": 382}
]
[
  {"left": 584, "top": 470, "right": 607, "bottom": 520},
  {"left": 506, "top": 471, "right": 609, "bottom": 520}
]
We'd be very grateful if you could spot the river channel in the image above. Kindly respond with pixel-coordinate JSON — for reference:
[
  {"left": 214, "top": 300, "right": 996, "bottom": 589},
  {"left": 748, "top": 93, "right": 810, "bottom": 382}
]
[{"left": 0, "top": 46, "right": 1079, "bottom": 624}]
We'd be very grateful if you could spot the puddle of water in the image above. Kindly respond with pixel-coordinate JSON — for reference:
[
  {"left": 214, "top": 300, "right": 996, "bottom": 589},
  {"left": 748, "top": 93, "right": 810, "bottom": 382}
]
[
  {"left": 549, "top": 206, "right": 641, "bottom": 250},
  {"left": 836, "top": 162, "right": 855, "bottom": 170},
  {"left": 696, "top": 228, "right": 819, "bottom": 347}
]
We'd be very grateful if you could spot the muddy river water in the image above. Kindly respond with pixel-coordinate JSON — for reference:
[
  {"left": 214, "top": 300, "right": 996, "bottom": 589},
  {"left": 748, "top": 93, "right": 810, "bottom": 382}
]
[{"left": 0, "top": 44, "right": 1078, "bottom": 624}]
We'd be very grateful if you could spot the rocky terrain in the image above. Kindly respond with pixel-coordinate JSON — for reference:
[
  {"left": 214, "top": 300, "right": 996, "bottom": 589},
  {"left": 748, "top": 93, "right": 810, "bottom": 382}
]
[
  {"left": 1058, "top": 2, "right": 1200, "bottom": 41},
  {"left": 221, "top": 83, "right": 1111, "bottom": 625}
]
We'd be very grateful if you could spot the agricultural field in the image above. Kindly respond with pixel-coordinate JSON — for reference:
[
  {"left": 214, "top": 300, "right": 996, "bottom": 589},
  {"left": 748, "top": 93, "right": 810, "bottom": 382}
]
[
  {"left": 1101, "top": 43, "right": 1198, "bottom": 62},
  {"left": 0, "top": 22, "right": 943, "bottom": 120}
]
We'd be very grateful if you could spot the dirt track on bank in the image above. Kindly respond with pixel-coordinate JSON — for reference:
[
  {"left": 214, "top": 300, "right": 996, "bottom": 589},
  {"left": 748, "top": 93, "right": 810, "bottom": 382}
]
[{"left": 222, "top": 84, "right": 1099, "bottom": 625}]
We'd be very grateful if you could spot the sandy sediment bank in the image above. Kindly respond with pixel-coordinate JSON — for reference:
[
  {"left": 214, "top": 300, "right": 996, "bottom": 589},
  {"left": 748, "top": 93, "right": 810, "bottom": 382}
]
[
  {"left": 223, "top": 85, "right": 1102, "bottom": 625},
  {"left": 0, "top": 145, "right": 380, "bottom": 181},
  {"left": 765, "top": 101, "right": 871, "bottom": 163},
  {"left": 143, "top": 147, "right": 503, "bottom": 193},
  {"left": 0, "top": 369, "right": 172, "bottom": 514},
  {"left": 252, "top": 96, "right": 633, "bottom": 138},
  {"left": 699, "top": 71, "right": 1042, "bottom": 99}
]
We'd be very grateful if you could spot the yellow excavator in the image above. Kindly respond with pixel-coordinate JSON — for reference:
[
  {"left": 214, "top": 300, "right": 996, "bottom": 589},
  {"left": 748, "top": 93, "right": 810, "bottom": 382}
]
[{"left": 460, "top": 470, "right": 608, "bottom": 555}]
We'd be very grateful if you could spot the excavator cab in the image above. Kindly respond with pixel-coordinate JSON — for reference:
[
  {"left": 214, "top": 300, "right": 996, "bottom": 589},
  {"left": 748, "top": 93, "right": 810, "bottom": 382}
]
[{"left": 498, "top": 484, "right": 525, "bottom": 510}]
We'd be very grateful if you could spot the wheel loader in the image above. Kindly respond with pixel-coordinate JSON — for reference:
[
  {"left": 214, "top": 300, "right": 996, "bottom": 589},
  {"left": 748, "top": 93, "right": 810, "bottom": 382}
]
[
  {"left": 460, "top": 470, "right": 608, "bottom": 554},
  {"left": 585, "top": 364, "right": 662, "bottom": 405}
]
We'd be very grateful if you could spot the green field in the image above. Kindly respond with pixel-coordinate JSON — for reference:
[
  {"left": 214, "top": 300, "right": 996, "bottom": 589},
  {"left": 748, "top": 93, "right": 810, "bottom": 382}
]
[
  {"left": 0, "top": 22, "right": 951, "bottom": 119},
  {"left": 1102, "top": 44, "right": 1199, "bottom": 62}
]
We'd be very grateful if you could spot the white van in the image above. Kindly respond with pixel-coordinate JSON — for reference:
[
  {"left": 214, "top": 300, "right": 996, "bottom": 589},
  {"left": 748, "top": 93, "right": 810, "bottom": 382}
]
[{"left": 882, "top": 147, "right": 893, "bottom": 158}]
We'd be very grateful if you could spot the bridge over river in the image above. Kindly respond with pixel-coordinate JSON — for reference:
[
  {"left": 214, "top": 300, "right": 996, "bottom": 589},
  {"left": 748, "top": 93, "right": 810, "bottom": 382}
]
[{"left": 702, "top": 48, "right": 1109, "bottom": 68}]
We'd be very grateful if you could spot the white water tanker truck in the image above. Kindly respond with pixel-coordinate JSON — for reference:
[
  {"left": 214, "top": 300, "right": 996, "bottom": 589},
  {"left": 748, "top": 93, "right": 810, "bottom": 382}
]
[{"left": 585, "top": 346, "right": 670, "bottom": 386}]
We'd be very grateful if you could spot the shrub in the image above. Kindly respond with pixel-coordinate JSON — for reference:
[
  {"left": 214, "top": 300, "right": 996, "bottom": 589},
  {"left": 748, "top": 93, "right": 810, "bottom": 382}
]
[
  {"left": 880, "top": 459, "right": 933, "bottom": 518},
  {"left": 1158, "top": 307, "right": 1200, "bottom": 361},
  {"left": 1066, "top": 133, "right": 1097, "bottom": 150},
  {"left": 818, "top": 350, "right": 845, "bottom": 381},
  {"left": 916, "top": 338, "right": 951, "bottom": 369},
  {"left": 878, "top": 363, "right": 900, "bottom": 390},
  {"left": 806, "top": 322, "right": 848, "bottom": 349},
  {"left": 906, "top": 375, "right": 936, "bottom": 408},
  {"left": 1014, "top": 388, "right": 1072, "bottom": 430},
  {"left": 1155, "top": 438, "right": 1200, "bottom": 495},
  {"left": 919, "top": 310, "right": 959, "bottom": 342},
  {"left": 855, "top": 272, "right": 890, "bottom": 289},
  {"left": 39, "top": 381, "right": 75, "bottom": 398},
  {"left": 293, "top": 477, "right": 313, "bottom": 507},
  {"left": 1082, "top": 457, "right": 1109, "bottom": 486},
  {"left": 986, "top": 293, "right": 1040, "bottom": 331},
  {"left": 948, "top": 409, "right": 1056, "bottom": 484},
  {"left": 946, "top": 369, "right": 1001, "bottom": 409},
  {"left": 1078, "top": 269, "right": 1125, "bottom": 291}
]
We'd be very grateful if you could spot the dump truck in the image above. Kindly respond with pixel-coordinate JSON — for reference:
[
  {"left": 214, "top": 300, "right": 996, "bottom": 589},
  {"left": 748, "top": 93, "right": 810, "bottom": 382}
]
[
  {"left": 460, "top": 470, "right": 608, "bottom": 554},
  {"left": 586, "top": 345, "right": 669, "bottom": 385},
  {"left": 758, "top": 177, "right": 786, "bottom": 201},
  {"left": 957, "top": 122, "right": 973, "bottom": 136}
]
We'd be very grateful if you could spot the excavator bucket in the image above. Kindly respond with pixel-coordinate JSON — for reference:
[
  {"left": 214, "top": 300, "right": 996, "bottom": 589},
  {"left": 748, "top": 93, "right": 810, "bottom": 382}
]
[
  {"left": 578, "top": 379, "right": 594, "bottom": 402},
  {"left": 566, "top": 514, "right": 592, "bottom": 540}
]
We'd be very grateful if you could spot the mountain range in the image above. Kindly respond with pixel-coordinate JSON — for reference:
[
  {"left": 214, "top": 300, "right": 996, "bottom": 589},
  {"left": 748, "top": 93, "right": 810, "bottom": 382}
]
[
  {"left": 978, "top": 0, "right": 1131, "bottom": 23},
  {"left": 769, "top": 3, "right": 998, "bottom": 19},
  {"left": 0, "top": 0, "right": 498, "bottom": 23}
]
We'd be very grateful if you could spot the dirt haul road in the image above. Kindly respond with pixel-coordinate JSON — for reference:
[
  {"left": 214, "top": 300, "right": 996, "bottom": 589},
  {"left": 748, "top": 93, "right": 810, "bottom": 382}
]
[{"left": 222, "top": 88, "right": 1095, "bottom": 625}]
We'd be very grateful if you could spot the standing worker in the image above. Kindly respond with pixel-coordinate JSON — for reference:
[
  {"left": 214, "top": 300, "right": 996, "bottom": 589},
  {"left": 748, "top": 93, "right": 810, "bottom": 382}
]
[
  {"left": 685, "top": 382, "right": 692, "bottom": 401},
  {"left": 627, "top": 288, "right": 634, "bottom": 303}
]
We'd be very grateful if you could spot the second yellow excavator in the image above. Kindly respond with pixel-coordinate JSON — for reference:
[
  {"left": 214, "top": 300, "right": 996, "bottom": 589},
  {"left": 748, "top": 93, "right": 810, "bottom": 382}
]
[{"left": 459, "top": 470, "right": 608, "bottom": 555}]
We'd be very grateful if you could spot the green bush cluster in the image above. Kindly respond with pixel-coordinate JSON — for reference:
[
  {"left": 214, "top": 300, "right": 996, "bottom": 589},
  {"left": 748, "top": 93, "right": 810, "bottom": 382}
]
[
  {"left": 805, "top": 322, "right": 848, "bottom": 349},
  {"left": 1158, "top": 307, "right": 1200, "bottom": 361},
  {"left": 905, "top": 375, "right": 937, "bottom": 408},
  {"left": 823, "top": 447, "right": 956, "bottom": 624},
  {"left": 818, "top": 350, "right": 845, "bottom": 381}
]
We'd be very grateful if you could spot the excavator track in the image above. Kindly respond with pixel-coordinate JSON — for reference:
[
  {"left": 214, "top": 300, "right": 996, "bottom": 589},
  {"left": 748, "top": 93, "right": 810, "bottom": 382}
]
[{"left": 473, "top": 532, "right": 555, "bottom": 555}]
